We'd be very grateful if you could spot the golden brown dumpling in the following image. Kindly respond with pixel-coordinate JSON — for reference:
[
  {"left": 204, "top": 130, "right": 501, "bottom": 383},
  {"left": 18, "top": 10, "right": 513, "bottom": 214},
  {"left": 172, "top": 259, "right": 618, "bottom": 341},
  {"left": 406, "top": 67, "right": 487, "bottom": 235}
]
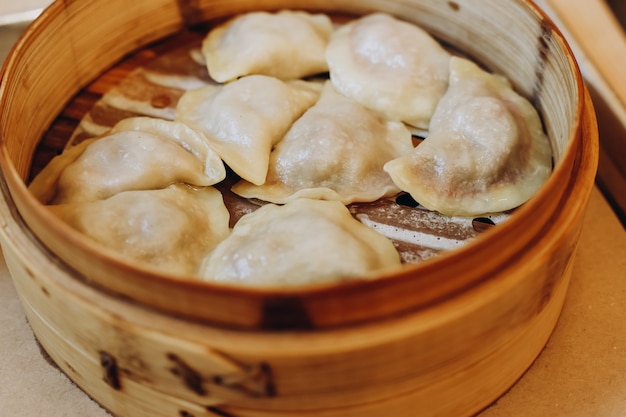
[{"left": 384, "top": 57, "right": 553, "bottom": 216}]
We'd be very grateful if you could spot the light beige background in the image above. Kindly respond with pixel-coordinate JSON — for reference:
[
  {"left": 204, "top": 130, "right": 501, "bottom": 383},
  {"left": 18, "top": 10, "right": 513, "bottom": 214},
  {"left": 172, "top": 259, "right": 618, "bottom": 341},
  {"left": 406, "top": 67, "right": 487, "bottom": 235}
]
[{"left": 0, "top": 0, "right": 52, "bottom": 18}]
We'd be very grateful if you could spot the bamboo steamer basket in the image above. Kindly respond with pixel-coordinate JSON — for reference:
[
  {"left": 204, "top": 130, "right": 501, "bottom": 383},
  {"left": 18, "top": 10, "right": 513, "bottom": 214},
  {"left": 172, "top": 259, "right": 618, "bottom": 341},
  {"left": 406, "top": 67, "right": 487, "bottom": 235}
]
[{"left": 0, "top": 0, "right": 598, "bottom": 416}]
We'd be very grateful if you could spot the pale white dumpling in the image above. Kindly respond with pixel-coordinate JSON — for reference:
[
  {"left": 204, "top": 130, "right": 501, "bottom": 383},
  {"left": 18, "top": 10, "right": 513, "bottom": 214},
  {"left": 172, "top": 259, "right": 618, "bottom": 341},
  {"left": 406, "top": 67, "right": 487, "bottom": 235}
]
[
  {"left": 48, "top": 184, "right": 230, "bottom": 276},
  {"left": 200, "top": 198, "right": 401, "bottom": 287},
  {"left": 202, "top": 10, "right": 334, "bottom": 82},
  {"left": 232, "top": 82, "right": 414, "bottom": 204},
  {"left": 29, "top": 117, "right": 225, "bottom": 204},
  {"left": 384, "top": 57, "right": 553, "bottom": 216},
  {"left": 326, "top": 13, "right": 451, "bottom": 130},
  {"left": 175, "top": 75, "right": 321, "bottom": 185}
]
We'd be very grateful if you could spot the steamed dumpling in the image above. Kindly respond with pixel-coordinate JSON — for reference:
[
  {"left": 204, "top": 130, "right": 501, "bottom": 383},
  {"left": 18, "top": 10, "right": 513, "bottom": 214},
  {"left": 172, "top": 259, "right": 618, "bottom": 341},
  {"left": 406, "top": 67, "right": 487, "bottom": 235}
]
[
  {"left": 29, "top": 117, "right": 225, "bottom": 204},
  {"left": 175, "top": 75, "right": 322, "bottom": 185},
  {"left": 48, "top": 184, "right": 230, "bottom": 275},
  {"left": 326, "top": 13, "right": 451, "bottom": 130},
  {"left": 202, "top": 10, "right": 334, "bottom": 82},
  {"left": 200, "top": 198, "right": 401, "bottom": 287},
  {"left": 384, "top": 57, "right": 553, "bottom": 216},
  {"left": 232, "top": 82, "right": 414, "bottom": 204}
]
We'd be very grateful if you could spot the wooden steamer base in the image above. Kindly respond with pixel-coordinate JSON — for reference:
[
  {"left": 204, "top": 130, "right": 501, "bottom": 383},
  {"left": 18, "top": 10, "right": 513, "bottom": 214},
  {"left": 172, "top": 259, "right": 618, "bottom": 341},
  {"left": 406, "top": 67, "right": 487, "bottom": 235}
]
[
  {"left": 0, "top": 205, "right": 582, "bottom": 417},
  {"left": 0, "top": 0, "right": 598, "bottom": 416},
  {"left": 0, "top": 148, "right": 595, "bottom": 416}
]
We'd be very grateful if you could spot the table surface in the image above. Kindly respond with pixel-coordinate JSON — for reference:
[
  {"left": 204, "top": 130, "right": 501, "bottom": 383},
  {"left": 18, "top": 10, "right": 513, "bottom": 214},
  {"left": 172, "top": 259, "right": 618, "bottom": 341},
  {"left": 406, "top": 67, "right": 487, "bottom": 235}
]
[{"left": 1, "top": 4, "right": 626, "bottom": 417}]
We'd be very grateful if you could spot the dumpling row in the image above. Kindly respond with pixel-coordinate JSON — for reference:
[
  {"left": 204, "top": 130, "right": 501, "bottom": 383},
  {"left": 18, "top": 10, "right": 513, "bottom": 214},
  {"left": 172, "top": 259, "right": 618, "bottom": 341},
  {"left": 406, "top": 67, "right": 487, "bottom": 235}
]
[
  {"left": 200, "top": 10, "right": 553, "bottom": 216},
  {"left": 28, "top": 9, "right": 553, "bottom": 286},
  {"left": 29, "top": 117, "right": 231, "bottom": 276},
  {"left": 30, "top": 117, "right": 400, "bottom": 285},
  {"left": 191, "top": 11, "right": 423, "bottom": 205}
]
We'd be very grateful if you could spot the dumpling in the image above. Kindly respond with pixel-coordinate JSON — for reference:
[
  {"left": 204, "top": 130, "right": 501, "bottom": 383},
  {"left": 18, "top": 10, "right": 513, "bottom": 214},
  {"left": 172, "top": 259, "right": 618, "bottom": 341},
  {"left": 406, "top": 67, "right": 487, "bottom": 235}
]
[
  {"left": 29, "top": 117, "right": 225, "bottom": 204},
  {"left": 384, "top": 57, "right": 553, "bottom": 217},
  {"left": 232, "top": 82, "right": 414, "bottom": 204},
  {"left": 175, "top": 75, "right": 322, "bottom": 185},
  {"left": 326, "top": 13, "right": 451, "bottom": 130},
  {"left": 202, "top": 10, "right": 334, "bottom": 82},
  {"left": 200, "top": 198, "right": 401, "bottom": 287},
  {"left": 48, "top": 184, "right": 231, "bottom": 276}
]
